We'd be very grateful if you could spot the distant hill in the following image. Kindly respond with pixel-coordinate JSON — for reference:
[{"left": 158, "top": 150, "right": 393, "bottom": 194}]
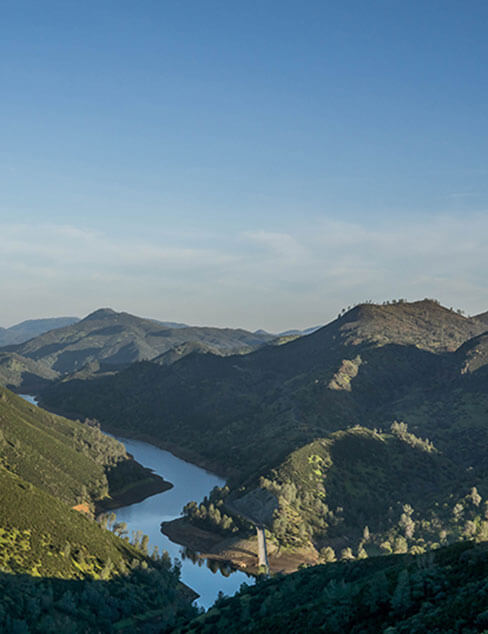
[
  {"left": 0, "top": 307, "right": 275, "bottom": 390},
  {"left": 0, "top": 351, "right": 59, "bottom": 391},
  {"left": 41, "top": 299, "right": 488, "bottom": 474},
  {"left": 0, "top": 316, "right": 79, "bottom": 346},
  {"left": 40, "top": 299, "right": 488, "bottom": 567}
]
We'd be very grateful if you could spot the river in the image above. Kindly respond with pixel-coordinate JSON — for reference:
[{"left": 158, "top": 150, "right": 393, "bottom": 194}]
[{"left": 19, "top": 394, "right": 253, "bottom": 608}]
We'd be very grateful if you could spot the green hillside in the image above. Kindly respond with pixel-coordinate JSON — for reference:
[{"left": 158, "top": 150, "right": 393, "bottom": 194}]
[
  {"left": 38, "top": 300, "right": 488, "bottom": 564},
  {"left": 0, "top": 386, "right": 197, "bottom": 631},
  {"left": 0, "top": 386, "right": 168, "bottom": 508},
  {"left": 0, "top": 464, "right": 197, "bottom": 631},
  {"left": 179, "top": 540, "right": 488, "bottom": 633}
]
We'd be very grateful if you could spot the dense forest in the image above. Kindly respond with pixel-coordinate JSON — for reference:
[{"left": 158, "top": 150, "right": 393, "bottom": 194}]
[{"left": 179, "top": 540, "right": 488, "bottom": 633}]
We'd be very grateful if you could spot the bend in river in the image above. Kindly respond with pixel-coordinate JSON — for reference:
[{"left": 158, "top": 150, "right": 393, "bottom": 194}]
[
  {"left": 112, "top": 436, "right": 253, "bottom": 607},
  {"left": 19, "top": 395, "right": 253, "bottom": 608}
]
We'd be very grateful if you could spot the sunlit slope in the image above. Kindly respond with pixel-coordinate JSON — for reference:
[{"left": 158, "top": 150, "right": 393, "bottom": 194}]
[
  {"left": 0, "top": 387, "right": 196, "bottom": 630},
  {"left": 0, "top": 465, "right": 140, "bottom": 578},
  {"left": 0, "top": 386, "right": 164, "bottom": 507}
]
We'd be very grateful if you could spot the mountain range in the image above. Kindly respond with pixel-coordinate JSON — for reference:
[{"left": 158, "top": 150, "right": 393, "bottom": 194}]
[
  {"left": 3, "top": 298, "right": 488, "bottom": 630},
  {"left": 36, "top": 299, "right": 488, "bottom": 572},
  {"left": 0, "top": 316, "right": 79, "bottom": 346},
  {"left": 0, "top": 308, "right": 276, "bottom": 391}
]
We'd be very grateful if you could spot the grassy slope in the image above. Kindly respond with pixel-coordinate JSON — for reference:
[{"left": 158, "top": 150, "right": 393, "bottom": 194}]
[
  {"left": 0, "top": 386, "right": 167, "bottom": 508},
  {"left": 0, "top": 465, "right": 139, "bottom": 578},
  {"left": 0, "top": 386, "right": 197, "bottom": 631},
  {"left": 0, "top": 464, "right": 198, "bottom": 631}
]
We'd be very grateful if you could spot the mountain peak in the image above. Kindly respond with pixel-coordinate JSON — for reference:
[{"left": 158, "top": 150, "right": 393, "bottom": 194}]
[{"left": 82, "top": 308, "right": 118, "bottom": 321}]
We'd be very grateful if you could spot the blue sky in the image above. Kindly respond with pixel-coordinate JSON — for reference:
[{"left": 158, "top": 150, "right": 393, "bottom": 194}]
[{"left": 1, "top": 1, "right": 487, "bottom": 330}]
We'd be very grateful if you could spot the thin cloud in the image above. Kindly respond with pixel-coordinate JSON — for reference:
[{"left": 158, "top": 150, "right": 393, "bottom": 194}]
[{"left": 1, "top": 214, "right": 487, "bottom": 330}]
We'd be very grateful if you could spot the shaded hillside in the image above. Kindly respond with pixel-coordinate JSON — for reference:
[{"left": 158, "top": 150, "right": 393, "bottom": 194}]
[
  {"left": 0, "top": 316, "right": 79, "bottom": 346},
  {"left": 0, "top": 351, "right": 58, "bottom": 391},
  {"left": 0, "top": 308, "right": 275, "bottom": 390},
  {"left": 179, "top": 540, "right": 488, "bottom": 633},
  {"left": 39, "top": 300, "right": 488, "bottom": 561},
  {"left": 40, "top": 300, "right": 486, "bottom": 478},
  {"left": 455, "top": 330, "right": 488, "bottom": 374}
]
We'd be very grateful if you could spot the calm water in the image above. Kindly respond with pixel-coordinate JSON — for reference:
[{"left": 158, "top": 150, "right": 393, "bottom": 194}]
[{"left": 19, "top": 394, "right": 253, "bottom": 608}]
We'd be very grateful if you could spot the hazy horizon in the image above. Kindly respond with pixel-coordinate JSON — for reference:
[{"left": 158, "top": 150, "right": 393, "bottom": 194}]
[{"left": 1, "top": 2, "right": 487, "bottom": 331}]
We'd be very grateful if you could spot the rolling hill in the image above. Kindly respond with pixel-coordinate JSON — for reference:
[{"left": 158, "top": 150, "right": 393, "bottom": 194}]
[
  {"left": 0, "top": 308, "right": 275, "bottom": 391},
  {"left": 0, "top": 386, "right": 169, "bottom": 509},
  {"left": 38, "top": 299, "right": 488, "bottom": 567}
]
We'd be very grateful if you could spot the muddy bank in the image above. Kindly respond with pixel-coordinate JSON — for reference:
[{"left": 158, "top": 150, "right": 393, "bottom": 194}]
[{"left": 161, "top": 518, "right": 320, "bottom": 576}]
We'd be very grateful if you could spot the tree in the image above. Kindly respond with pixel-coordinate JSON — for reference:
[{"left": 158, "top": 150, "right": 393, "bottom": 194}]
[
  {"left": 141, "top": 534, "right": 150, "bottom": 554},
  {"left": 320, "top": 546, "right": 336, "bottom": 563},
  {"left": 393, "top": 536, "right": 408, "bottom": 554},
  {"left": 340, "top": 547, "right": 354, "bottom": 561},
  {"left": 391, "top": 569, "right": 411, "bottom": 614},
  {"left": 399, "top": 505, "right": 415, "bottom": 539},
  {"left": 113, "top": 522, "right": 128, "bottom": 538},
  {"left": 468, "top": 487, "right": 482, "bottom": 507}
]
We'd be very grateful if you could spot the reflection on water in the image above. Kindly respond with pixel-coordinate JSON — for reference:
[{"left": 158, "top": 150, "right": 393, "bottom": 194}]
[
  {"left": 16, "top": 394, "right": 253, "bottom": 608},
  {"left": 112, "top": 437, "right": 254, "bottom": 608},
  {"left": 19, "top": 394, "right": 39, "bottom": 406},
  {"left": 181, "top": 547, "right": 238, "bottom": 578}
]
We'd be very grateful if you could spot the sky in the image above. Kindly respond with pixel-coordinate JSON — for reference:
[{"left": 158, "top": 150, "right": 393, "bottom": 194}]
[{"left": 1, "top": 1, "right": 487, "bottom": 331}]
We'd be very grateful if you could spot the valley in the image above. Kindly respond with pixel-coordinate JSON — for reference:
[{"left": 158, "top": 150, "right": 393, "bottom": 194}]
[
  {"left": 3, "top": 298, "right": 488, "bottom": 631},
  {"left": 35, "top": 300, "right": 488, "bottom": 570}
]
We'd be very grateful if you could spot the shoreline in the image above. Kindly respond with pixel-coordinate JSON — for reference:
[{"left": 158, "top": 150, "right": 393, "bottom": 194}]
[
  {"left": 96, "top": 474, "right": 173, "bottom": 514},
  {"left": 30, "top": 396, "right": 318, "bottom": 575},
  {"left": 35, "top": 398, "right": 234, "bottom": 480},
  {"left": 22, "top": 395, "right": 175, "bottom": 513},
  {"left": 161, "top": 517, "right": 320, "bottom": 576}
]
